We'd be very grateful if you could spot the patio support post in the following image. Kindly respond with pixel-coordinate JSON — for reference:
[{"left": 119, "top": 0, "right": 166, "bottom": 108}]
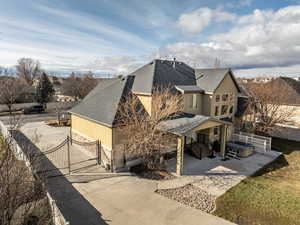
[
  {"left": 176, "top": 136, "right": 185, "bottom": 176},
  {"left": 220, "top": 125, "right": 227, "bottom": 159}
]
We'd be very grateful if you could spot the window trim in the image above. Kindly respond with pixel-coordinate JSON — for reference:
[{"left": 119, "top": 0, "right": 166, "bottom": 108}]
[
  {"left": 222, "top": 94, "right": 229, "bottom": 102},
  {"left": 213, "top": 127, "right": 219, "bottom": 135},
  {"left": 221, "top": 105, "right": 228, "bottom": 115},
  {"left": 215, "top": 106, "right": 219, "bottom": 116},
  {"left": 192, "top": 94, "right": 197, "bottom": 108},
  {"left": 229, "top": 105, "right": 234, "bottom": 114}
]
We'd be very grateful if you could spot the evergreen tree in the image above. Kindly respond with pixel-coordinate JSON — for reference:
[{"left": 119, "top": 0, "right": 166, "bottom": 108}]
[{"left": 35, "top": 72, "right": 55, "bottom": 106}]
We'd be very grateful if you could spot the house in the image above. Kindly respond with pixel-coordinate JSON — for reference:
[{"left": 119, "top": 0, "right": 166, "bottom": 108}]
[
  {"left": 69, "top": 59, "right": 242, "bottom": 175},
  {"left": 237, "top": 76, "right": 300, "bottom": 129}
]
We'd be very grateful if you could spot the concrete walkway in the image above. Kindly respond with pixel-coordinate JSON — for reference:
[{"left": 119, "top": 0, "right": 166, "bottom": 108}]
[{"left": 161, "top": 151, "right": 281, "bottom": 197}]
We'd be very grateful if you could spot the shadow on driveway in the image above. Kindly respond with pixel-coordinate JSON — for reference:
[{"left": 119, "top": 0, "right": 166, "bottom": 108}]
[{"left": 13, "top": 130, "right": 109, "bottom": 225}]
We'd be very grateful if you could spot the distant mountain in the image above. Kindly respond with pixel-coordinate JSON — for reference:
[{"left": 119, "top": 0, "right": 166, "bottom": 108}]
[{"left": 0, "top": 66, "right": 115, "bottom": 78}]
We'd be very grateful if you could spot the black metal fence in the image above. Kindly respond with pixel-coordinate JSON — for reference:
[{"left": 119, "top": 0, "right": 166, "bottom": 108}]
[{"left": 35, "top": 136, "right": 109, "bottom": 176}]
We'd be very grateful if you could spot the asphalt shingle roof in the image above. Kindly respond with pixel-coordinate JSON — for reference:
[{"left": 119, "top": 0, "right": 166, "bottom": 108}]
[
  {"left": 195, "top": 68, "right": 241, "bottom": 93},
  {"left": 175, "top": 85, "right": 204, "bottom": 94},
  {"left": 159, "top": 113, "right": 230, "bottom": 136},
  {"left": 70, "top": 76, "right": 134, "bottom": 127},
  {"left": 70, "top": 60, "right": 241, "bottom": 126},
  {"left": 131, "top": 59, "right": 196, "bottom": 94}
]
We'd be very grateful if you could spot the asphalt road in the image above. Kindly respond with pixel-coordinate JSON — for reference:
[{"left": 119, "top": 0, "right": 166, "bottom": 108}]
[{"left": 0, "top": 112, "right": 58, "bottom": 125}]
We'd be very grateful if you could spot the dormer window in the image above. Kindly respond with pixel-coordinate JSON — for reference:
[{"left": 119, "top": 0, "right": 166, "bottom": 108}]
[{"left": 216, "top": 95, "right": 220, "bottom": 102}]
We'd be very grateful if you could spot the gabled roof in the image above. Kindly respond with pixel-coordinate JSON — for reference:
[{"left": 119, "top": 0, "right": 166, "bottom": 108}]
[
  {"left": 195, "top": 68, "right": 241, "bottom": 93},
  {"left": 175, "top": 85, "right": 204, "bottom": 94},
  {"left": 69, "top": 76, "right": 134, "bottom": 127},
  {"left": 235, "top": 96, "right": 249, "bottom": 118},
  {"left": 131, "top": 59, "right": 196, "bottom": 94},
  {"left": 70, "top": 60, "right": 242, "bottom": 126},
  {"left": 159, "top": 113, "right": 231, "bottom": 136}
]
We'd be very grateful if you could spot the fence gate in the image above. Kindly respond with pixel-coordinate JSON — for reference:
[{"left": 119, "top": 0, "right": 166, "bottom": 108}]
[
  {"left": 34, "top": 136, "right": 109, "bottom": 177},
  {"left": 69, "top": 138, "right": 102, "bottom": 173},
  {"left": 35, "top": 137, "right": 70, "bottom": 177}
]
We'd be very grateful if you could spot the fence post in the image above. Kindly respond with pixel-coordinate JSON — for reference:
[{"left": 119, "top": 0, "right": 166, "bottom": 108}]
[
  {"left": 67, "top": 136, "right": 71, "bottom": 175},
  {"left": 69, "top": 127, "right": 72, "bottom": 145},
  {"left": 97, "top": 140, "right": 101, "bottom": 165},
  {"left": 110, "top": 149, "right": 114, "bottom": 172}
]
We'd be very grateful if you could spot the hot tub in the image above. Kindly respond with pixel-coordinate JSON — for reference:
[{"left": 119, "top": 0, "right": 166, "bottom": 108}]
[{"left": 227, "top": 141, "right": 255, "bottom": 158}]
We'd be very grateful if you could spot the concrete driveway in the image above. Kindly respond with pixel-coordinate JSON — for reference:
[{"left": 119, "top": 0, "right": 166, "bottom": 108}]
[
  {"left": 49, "top": 175, "right": 235, "bottom": 225},
  {"left": 16, "top": 122, "right": 235, "bottom": 225}
]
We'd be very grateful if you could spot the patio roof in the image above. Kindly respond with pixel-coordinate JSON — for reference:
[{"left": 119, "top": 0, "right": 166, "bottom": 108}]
[{"left": 159, "top": 113, "right": 231, "bottom": 136}]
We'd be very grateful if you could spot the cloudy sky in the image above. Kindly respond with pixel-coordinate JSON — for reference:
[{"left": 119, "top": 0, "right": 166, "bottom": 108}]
[{"left": 1, "top": 0, "right": 300, "bottom": 77}]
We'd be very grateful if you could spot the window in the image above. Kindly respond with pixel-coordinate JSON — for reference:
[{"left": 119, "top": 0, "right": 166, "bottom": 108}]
[
  {"left": 229, "top": 106, "right": 233, "bottom": 114},
  {"left": 214, "top": 127, "right": 219, "bottom": 135},
  {"left": 188, "top": 95, "right": 193, "bottom": 108},
  {"left": 192, "top": 94, "right": 197, "bottom": 108},
  {"left": 189, "top": 94, "right": 197, "bottom": 108},
  {"left": 215, "top": 106, "right": 219, "bottom": 116},
  {"left": 229, "top": 93, "right": 234, "bottom": 101},
  {"left": 216, "top": 94, "right": 220, "bottom": 102},
  {"left": 221, "top": 105, "right": 228, "bottom": 115},
  {"left": 222, "top": 94, "right": 229, "bottom": 101}
]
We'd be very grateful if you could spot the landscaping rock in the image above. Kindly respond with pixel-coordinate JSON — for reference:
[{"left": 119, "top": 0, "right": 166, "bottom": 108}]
[{"left": 156, "top": 184, "right": 216, "bottom": 213}]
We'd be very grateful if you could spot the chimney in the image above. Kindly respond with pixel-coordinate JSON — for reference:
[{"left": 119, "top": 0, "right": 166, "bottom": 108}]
[{"left": 173, "top": 57, "right": 176, "bottom": 68}]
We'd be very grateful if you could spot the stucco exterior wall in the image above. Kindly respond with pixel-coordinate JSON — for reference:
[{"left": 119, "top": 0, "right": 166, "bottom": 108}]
[
  {"left": 212, "top": 73, "right": 239, "bottom": 119},
  {"left": 71, "top": 114, "right": 113, "bottom": 149},
  {"left": 201, "top": 94, "right": 212, "bottom": 116},
  {"left": 183, "top": 93, "right": 203, "bottom": 115},
  {"left": 209, "top": 73, "right": 239, "bottom": 141},
  {"left": 137, "top": 95, "right": 152, "bottom": 115}
]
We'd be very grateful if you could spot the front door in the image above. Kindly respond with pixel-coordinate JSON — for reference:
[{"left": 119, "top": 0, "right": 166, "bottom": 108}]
[{"left": 197, "top": 133, "right": 208, "bottom": 145}]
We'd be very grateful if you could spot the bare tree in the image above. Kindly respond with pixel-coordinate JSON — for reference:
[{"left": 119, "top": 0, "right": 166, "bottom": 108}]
[
  {"left": 16, "top": 58, "right": 41, "bottom": 85},
  {"left": 117, "top": 87, "right": 183, "bottom": 170},
  {"left": 61, "top": 72, "right": 98, "bottom": 100},
  {"left": 244, "top": 82, "right": 296, "bottom": 134},
  {"left": 0, "top": 78, "right": 26, "bottom": 114},
  {"left": 0, "top": 135, "right": 52, "bottom": 225}
]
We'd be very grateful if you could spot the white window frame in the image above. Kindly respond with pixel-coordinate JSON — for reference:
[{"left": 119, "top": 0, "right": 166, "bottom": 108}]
[{"left": 192, "top": 94, "right": 197, "bottom": 108}]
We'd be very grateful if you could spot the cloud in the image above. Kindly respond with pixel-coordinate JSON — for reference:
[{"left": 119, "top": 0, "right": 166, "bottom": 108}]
[
  {"left": 177, "top": 8, "right": 236, "bottom": 34},
  {"left": 87, "top": 56, "right": 143, "bottom": 75},
  {"left": 164, "top": 5, "right": 300, "bottom": 75},
  {"left": 224, "top": 0, "right": 254, "bottom": 9}
]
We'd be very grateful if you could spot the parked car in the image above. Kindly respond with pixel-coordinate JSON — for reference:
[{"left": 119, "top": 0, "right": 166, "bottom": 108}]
[{"left": 23, "top": 105, "right": 46, "bottom": 114}]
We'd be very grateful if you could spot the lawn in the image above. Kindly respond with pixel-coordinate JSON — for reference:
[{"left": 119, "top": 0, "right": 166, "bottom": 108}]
[{"left": 214, "top": 138, "right": 300, "bottom": 225}]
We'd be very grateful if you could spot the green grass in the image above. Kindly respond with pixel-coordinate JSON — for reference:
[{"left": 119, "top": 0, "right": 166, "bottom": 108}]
[{"left": 213, "top": 138, "right": 300, "bottom": 225}]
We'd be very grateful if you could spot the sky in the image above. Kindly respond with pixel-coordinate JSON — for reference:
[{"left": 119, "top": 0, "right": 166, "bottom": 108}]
[{"left": 1, "top": 0, "right": 300, "bottom": 77}]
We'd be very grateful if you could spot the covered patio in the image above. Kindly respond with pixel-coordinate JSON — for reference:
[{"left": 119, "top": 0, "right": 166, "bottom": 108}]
[{"left": 159, "top": 114, "right": 232, "bottom": 176}]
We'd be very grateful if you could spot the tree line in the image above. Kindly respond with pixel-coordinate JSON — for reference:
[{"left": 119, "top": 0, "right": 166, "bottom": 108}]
[{"left": 0, "top": 58, "right": 98, "bottom": 113}]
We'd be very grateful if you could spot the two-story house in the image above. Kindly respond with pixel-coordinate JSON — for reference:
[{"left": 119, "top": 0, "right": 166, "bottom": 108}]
[{"left": 69, "top": 59, "right": 241, "bottom": 175}]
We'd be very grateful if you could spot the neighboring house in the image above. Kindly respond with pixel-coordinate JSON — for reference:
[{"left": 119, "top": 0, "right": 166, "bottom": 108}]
[
  {"left": 69, "top": 59, "right": 242, "bottom": 175},
  {"left": 237, "top": 76, "right": 300, "bottom": 128}
]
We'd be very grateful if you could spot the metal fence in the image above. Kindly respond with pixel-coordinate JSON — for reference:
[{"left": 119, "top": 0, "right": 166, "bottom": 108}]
[{"left": 232, "top": 131, "right": 272, "bottom": 153}]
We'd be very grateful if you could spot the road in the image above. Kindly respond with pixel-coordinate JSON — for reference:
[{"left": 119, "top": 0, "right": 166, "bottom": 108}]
[{"left": 0, "top": 112, "right": 58, "bottom": 125}]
